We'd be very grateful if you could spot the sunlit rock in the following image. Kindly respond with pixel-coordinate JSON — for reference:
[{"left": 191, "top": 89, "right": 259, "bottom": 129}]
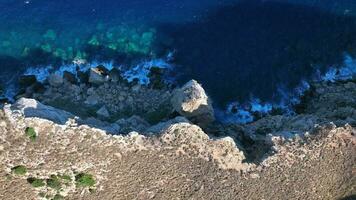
[{"left": 171, "top": 80, "right": 215, "bottom": 125}]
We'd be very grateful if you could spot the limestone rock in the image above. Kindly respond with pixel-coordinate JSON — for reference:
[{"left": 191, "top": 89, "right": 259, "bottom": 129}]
[
  {"left": 5, "top": 98, "right": 74, "bottom": 124},
  {"left": 48, "top": 74, "right": 64, "bottom": 87},
  {"left": 171, "top": 80, "right": 215, "bottom": 125}
]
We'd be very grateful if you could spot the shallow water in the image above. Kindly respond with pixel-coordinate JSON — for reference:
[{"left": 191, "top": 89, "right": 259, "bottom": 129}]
[{"left": 1, "top": 0, "right": 356, "bottom": 122}]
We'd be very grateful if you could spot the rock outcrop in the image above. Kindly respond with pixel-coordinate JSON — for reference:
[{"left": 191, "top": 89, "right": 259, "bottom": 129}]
[
  {"left": 0, "top": 78, "right": 355, "bottom": 200},
  {"left": 5, "top": 98, "right": 74, "bottom": 124},
  {"left": 171, "top": 80, "right": 215, "bottom": 125}
]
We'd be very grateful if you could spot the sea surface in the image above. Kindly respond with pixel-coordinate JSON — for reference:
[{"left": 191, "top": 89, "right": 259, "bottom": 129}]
[{"left": 1, "top": 0, "right": 356, "bottom": 123}]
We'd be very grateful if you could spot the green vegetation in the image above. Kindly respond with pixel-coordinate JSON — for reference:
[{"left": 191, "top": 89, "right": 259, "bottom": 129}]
[
  {"left": 11, "top": 165, "right": 27, "bottom": 175},
  {"left": 75, "top": 173, "right": 95, "bottom": 187},
  {"left": 25, "top": 127, "right": 37, "bottom": 141},
  {"left": 27, "top": 177, "right": 46, "bottom": 188},
  {"left": 46, "top": 175, "right": 62, "bottom": 190}
]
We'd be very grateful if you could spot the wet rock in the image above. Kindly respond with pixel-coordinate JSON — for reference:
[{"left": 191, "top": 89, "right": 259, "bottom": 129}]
[
  {"left": 18, "top": 75, "right": 37, "bottom": 88},
  {"left": 148, "top": 67, "right": 165, "bottom": 89},
  {"left": 63, "top": 71, "right": 77, "bottom": 84},
  {"left": 171, "top": 80, "right": 215, "bottom": 125},
  {"left": 89, "top": 67, "right": 109, "bottom": 85},
  {"left": 77, "top": 70, "right": 89, "bottom": 84},
  {"left": 48, "top": 74, "right": 64, "bottom": 87},
  {"left": 108, "top": 68, "right": 123, "bottom": 82},
  {"left": 96, "top": 106, "right": 110, "bottom": 119},
  {"left": 25, "top": 82, "right": 45, "bottom": 97}
]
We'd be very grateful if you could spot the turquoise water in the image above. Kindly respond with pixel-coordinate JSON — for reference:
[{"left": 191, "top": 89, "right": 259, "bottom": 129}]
[{"left": 1, "top": 0, "right": 356, "bottom": 122}]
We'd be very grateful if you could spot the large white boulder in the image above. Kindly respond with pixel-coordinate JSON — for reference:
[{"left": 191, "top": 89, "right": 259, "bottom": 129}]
[
  {"left": 171, "top": 80, "right": 215, "bottom": 125},
  {"left": 5, "top": 98, "right": 74, "bottom": 124}
]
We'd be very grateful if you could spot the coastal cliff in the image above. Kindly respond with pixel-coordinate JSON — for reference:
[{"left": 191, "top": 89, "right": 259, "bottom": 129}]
[{"left": 0, "top": 67, "right": 355, "bottom": 200}]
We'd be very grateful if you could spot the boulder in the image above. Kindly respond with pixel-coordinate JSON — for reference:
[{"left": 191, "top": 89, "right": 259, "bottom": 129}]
[
  {"left": 77, "top": 70, "right": 89, "bottom": 84},
  {"left": 18, "top": 75, "right": 37, "bottom": 88},
  {"left": 6, "top": 98, "right": 74, "bottom": 124},
  {"left": 108, "top": 68, "right": 123, "bottom": 83},
  {"left": 171, "top": 80, "right": 215, "bottom": 125},
  {"left": 96, "top": 106, "right": 110, "bottom": 119},
  {"left": 48, "top": 74, "right": 64, "bottom": 87},
  {"left": 89, "top": 67, "right": 109, "bottom": 85}
]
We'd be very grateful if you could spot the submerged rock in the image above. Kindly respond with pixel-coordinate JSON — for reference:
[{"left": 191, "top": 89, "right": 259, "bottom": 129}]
[{"left": 171, "top": 80, "right": 215, "bottom": 125}]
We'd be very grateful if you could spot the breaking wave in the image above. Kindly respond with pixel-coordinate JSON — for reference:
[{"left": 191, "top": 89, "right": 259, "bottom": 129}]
[{"left": 218, "top": 54, "right": 356, "bottom": 124}]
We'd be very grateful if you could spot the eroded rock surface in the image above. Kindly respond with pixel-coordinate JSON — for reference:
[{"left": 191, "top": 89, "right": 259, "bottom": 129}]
[{"left": 0, "top": 73, "right": 355, "bottom": 199}]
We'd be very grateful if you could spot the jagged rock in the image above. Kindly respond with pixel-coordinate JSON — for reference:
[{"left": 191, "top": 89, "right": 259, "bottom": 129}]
[
  {"left": 5, "top": 98, "right": 74, "bottom": 124},
  {"left": 89, "top": 67, "right": 109, "bottom": 85},
  {"left": 171, "top": 80, "right": 215, "bottom": 125},
  {"left": 48, "top": 74, "right": 64, "bottom": 87},
  {"left": 96, "top": 106, "right": 110, "bottom": 119},
  {"left": 63, "top": 71, "right": 77, "bottom": 84}
]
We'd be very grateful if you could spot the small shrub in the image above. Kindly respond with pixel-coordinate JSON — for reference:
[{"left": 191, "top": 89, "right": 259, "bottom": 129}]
[
  {"left": 27, "top": 177, "right": 45, "bottom": 188},
  {"left": 11, "top": 165, "right": 27, "bottom": 175},
  {"left": 25, "top": 127, "right": 37, "bottom": 141},
  {"left": 75, "top": 173, "right": 95, "bottom": 187}
]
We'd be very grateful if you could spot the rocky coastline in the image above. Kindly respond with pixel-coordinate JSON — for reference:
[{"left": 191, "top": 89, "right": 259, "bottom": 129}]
[{"left": 0, "top": 65, "right": 355, "bottom": 199}]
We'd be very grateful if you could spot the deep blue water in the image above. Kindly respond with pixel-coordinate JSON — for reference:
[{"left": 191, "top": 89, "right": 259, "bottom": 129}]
[{"left": 1, "top": 0, "right": 356, "bottom": 122}]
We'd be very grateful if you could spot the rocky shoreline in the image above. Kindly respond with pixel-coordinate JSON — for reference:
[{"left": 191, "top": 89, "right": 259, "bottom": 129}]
[{"left": 0, "top": 66, "right": 355, "bottom": 199}]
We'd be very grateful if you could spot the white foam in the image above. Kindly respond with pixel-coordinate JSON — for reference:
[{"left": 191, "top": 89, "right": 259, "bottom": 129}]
[
  {"left": 222, "top": 54, "right": 356, "bottom": 124},
  {"left": 123, "top": 58, "right": 172, "bottom": 85},
  {"left": 24, "top": 65, "right": 53, "bottom": 82}
]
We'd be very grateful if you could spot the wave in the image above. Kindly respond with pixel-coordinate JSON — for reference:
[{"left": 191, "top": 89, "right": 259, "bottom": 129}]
[
  {"left": 218, "top": 54, "right": 356, "bottom": 124},
  {"left": 3, "top": 54, "right": 174, "bottom": 101}
]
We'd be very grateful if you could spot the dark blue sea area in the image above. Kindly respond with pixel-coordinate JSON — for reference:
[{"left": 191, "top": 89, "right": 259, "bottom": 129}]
[{"left": 1, "top": 0, "right": 356, "bottom": 123}]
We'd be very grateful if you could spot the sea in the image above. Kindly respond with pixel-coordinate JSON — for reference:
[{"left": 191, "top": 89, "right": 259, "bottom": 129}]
[{"left": 1, "top": 0, "right": 356, "bottom": 123}]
